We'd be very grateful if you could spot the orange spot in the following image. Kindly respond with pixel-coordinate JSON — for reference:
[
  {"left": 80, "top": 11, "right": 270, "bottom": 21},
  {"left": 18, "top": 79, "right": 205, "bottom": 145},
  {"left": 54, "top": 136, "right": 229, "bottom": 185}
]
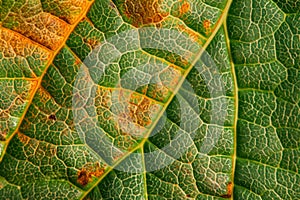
[
  {"left": 181, "top": 57, "right": 190, "bottom": 66},
  {"left": 203, "top": 20, "right": 210, "bottom": 29},
  {"left": 203, "top": 19, "right": 211, "bottom": 35},
  {"left": 180, "top": 1, "right": 190, "bottom": 15},
  {"left": 77, "top": 162, "right": 105, "bottom": 186},
  {"left": 221, "top": 182, "right": 233, "bottom": 198}
]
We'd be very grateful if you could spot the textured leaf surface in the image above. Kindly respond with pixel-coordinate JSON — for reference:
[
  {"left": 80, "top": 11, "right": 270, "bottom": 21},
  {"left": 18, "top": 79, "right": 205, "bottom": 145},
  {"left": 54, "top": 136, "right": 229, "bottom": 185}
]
[{"left": 0, "top": 0, "right": 299, "bottom": 199}]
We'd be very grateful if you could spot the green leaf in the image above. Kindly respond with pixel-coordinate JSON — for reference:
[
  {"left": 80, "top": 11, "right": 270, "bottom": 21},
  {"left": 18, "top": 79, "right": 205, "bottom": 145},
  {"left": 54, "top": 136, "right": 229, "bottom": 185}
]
[{"left": 0, "top": 0, "right": 299, "bottom": 199}]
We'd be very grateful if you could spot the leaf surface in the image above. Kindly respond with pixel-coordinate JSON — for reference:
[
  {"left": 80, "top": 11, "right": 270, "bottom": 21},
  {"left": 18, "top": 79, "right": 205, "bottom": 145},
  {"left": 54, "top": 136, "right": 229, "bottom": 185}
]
[{"left": 0, "top": 0, "right": 299, "bottom": 199}]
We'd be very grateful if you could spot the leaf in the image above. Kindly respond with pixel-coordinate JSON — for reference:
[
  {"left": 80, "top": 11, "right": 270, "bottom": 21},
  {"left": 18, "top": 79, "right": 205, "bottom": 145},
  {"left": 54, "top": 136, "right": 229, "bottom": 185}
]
[{"left": 0, "top": 0, "right": 299, "bottom": 199}]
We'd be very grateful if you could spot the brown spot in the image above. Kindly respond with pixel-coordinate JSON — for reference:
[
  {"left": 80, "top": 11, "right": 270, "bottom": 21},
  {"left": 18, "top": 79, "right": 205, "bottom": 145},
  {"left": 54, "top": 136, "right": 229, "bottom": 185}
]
[
  {"left": 77, "top": 169, "right": 89, "bottom": 186},
  {"left": 77, "top": 162, "right": 105, "bottom": 186},
  {"left": 221, "top": 182, "right": 233, "bottom": 198},
  {"left": 48, "top": 114, "right": 56, "bottom": 120},
  {"left": 180, "top": 1, "right": 190, "bottom": 15},
  {"left": 84, "top": 37, "right": 101, "bottom": 49},
  {"left": 124, "top": 0, "right": 169, "bottom": 27}
]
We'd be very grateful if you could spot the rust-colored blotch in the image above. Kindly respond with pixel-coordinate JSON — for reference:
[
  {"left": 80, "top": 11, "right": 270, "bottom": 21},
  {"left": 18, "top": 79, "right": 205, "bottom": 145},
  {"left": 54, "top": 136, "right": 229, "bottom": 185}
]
[
  {"left": 124, "top": 0, "right": 168, "bottom": 27},
  {"left": 77, "top": 162, "right": 105, "bottom": 186}
]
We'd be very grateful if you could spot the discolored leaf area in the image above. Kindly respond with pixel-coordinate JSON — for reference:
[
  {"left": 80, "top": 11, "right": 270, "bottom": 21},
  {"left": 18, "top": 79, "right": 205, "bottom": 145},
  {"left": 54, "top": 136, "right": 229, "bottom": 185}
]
[{"left": 0, "top": 0, "right": 299, "bottom": 199}]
